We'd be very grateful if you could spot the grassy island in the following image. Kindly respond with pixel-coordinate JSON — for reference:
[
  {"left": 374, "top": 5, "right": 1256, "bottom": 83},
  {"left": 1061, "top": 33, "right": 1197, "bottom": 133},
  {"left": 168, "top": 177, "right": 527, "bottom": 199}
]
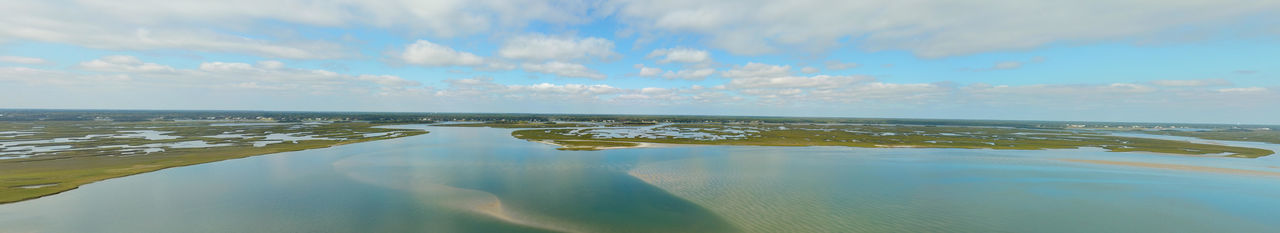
[
  {"left": 0, "top": 121, "right": 426, "bottom": 204},
  {"left": 1140, "top": 129, "right": 1280, "bottom": 144},
  {"left": 512, "top": 124, "right": 1274, "bottom": 158}
]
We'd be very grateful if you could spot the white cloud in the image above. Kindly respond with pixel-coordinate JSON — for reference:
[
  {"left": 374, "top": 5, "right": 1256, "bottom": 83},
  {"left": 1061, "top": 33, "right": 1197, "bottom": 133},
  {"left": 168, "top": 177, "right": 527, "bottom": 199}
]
[
  {"left": 44, "top": 56, "right": 423, "bottom": 96},
  {"left": 0, "top": 0, "right": 598, "bottom": 59},
  {"left": 1150, "top": 78, "right": 1232, "bottom": 87},
  {"left": 0, "top": 56, "right": 50, "bottom": 65},
  {"left": 522, "top": 61, "right": 607, "bottom": 80},
  {"left": 198, "top": 62, "right": 256, "bottom": 72},
  {"left": 436, "top": 76, "right": 623, "bottom": 101},
  {"left": 634, "top": 64, "right": 663, "bottom": 76},
  {"left": 611, "top": 0, "right": 1280, "bottom": 57},
  {"left": 357, "top": 75, "right": 422, "bottom": 87},
  {"left": 647, "top": 48, "right": 712, "bottom": 64},
  {"left": 257, "top": 60, "right": 285, "bottom": 69},
  {"left": 800, "top": 67, "right": 819, "bottom": 74},
  {"left": 434, "top": 76, "right": 740, "bottom": 106},
  {"left": 481, "top": 61, "right": 518, "bottom": 71},
  {"left": 662, "top": 68, "right": 715, "bottom": 80},
  {"left": 728, "top": 75, "right": 874, "bottom": 89},
  {"left": 499, "top": 34, "right": 616, "bottom": 61},
  {"left": 511, "top": 83, "right": 622, "bottom": 96},
  {"left": 1, "top": 11, "right": 348, "bottom": 59},
  {"left": 1217, "top": 87, "right": 1267, "bottom": 93},
  {"left": 191, "top": 60, "right": 423, "bottom": 93},
  {"left": 0, "top": 67, "right": 131, "bottom": 86},
  {"left": 720, "top": 62, "right": 876, "bottom": 89},
  {"left": 634, "top": 64, "right": 713, "bottom": 80},
  {"left": 721, "top": 62, "right": 791, "bottom": 79},
  {"left": 9, "top": 57, "right": 1280, "bottom": 123},
  {"left": 78, "top": 55, "right": 176, "bottom": 73},
  {"left": 398, "top": 40, "right": 484, "bottom": 67}
]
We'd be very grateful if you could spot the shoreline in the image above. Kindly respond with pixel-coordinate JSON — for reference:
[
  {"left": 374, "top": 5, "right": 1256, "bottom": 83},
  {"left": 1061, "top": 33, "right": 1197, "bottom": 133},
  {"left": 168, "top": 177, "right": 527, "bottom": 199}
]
[
  {"left": 528, "top": 137, "right": 1272, "bottom": 159},
  {"left": 529, "top": 139, "right": 678, "bottom": 151},
  {"left": 508, "top": 126, "right": 1276, "bottom": 158},
  {"left": 0, "top": 130, "right": 427, "bottom": 205}
]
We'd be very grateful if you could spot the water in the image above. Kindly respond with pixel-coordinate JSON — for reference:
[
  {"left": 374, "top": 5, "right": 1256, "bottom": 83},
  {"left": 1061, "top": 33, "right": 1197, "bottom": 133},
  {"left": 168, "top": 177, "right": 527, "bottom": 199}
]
[
  {"left": 0, "top": 130, "right": 187, "bottom": 159},
  {"left": 1, "top": 125, "right": 1279, "bottom": 233},
  {"left": 116, "top": 130, "right": 181, "bottom": 140}
]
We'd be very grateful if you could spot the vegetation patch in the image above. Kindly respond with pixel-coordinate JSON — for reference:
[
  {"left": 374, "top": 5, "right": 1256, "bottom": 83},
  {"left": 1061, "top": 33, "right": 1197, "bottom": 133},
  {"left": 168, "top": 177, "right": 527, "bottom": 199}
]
[
  {"left": 513, "top": 124, "right": 1274, "bottom": 158},
  {"left": 1141, "top": 129, "right": 1280, "bottom": 144},
  {"left": 0, "top": 121, "right": 426, "bottom": 204},
  {"left": 550, "top": 140, "right": 641, "bottom": 151}
]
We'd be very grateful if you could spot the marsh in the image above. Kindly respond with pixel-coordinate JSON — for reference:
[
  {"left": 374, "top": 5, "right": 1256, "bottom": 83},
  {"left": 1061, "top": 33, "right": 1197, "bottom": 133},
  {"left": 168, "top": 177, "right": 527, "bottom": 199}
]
[{"left": 2, "top": 125, "right": 1279, "bottom": 232}]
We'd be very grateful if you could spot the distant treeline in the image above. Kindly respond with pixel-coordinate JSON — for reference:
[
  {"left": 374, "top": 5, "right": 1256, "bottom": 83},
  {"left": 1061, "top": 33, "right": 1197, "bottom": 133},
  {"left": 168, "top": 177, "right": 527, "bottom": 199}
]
[{"left": 0, "top": 109, "right": 1272, "bottom": 129}]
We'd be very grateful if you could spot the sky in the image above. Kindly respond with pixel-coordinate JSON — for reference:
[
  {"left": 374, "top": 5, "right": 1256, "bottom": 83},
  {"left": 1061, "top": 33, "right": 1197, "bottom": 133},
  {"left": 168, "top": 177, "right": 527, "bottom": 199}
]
[{"left": 1, "top": 0, "right": 1278, "bottom": 124}]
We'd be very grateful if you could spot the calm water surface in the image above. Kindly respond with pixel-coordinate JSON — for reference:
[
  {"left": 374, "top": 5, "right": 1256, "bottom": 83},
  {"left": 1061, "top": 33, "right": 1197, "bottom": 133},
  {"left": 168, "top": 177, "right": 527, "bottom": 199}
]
[{"left": 2, "top": 125, "right": 1279, "bottom": 233}]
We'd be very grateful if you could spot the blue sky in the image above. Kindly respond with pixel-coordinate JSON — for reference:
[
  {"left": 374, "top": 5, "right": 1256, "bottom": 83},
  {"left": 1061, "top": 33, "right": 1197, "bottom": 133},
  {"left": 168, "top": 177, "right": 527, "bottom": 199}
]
[{"left": 1, "top": 0, "right": 1277, "bottom": 124}]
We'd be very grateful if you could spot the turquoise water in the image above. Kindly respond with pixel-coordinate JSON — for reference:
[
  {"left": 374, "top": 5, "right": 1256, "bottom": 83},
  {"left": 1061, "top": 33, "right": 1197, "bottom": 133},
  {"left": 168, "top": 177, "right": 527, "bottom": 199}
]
[{"left": 2, "top": 126, "right": 1279, "bottom": 232}]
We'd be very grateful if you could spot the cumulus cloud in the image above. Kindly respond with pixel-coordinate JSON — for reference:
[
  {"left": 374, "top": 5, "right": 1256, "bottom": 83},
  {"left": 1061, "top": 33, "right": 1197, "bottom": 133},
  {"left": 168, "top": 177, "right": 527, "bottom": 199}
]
[
  {"left": 716, "top": 62, "right": 875, "bottom": 92},
  {"left": 435, "top": 76, "right": 734, "bottom": 105},
  {"left": 647, "top": 48, "right": 712, "bottom": 64},
  {"left": 6, "top": 0, "right": 1278, "bottom": 60},
  {"left": 610, "top": 0, "right": 1280, "bottom": 57},
  {"left": 718, "top": 62, "right": 876, "bottom": 89},
  {"left": 499, "top": 34, "right": 616, "bottom": 61},
  {"left": 194, "top": 61, "right": 424, "bottom": 93},
  {"left": 357, "top": 75, "right": 422, "bottom": 87},
  {"left": 727, "top": 75, "right": 874, "bottom": 89},
  {"left": 800, "top": 67, "right": 819, "bottom": 74},
  {"left": 437, "top": 76, "right": 622, "bottom": 101},
  {"left": 0, "top": 56, "right": 50, "bottom": 65},
  {"left": 398, "top": 40, "right": 485, "bottom": 67},
  {"left": 1, "top": 9, "right": 348, "bottom": 60},
  {"left": 713, "top": 78, "right": 1276, "bottom": 123},
  {"left": 634, "top": 64, "right": 713, "bottom": 80},
  {"left": 78, "top": 55, "right": 176, "bottom": 73},
  {"left": 1150, "top": 78, "right": 1232, "bottom": 87},
  {"left": 511, "top": 83, "right": 622, "bottom": 96},
  {"left": 0, "top": 67, "right": 131, "bottom": 86},
  {"left": 0, "top": 0, "right": 599, "bottom": 59},
  {"left": 1217, "top": 87, "right": 1267, "bottom": 93},
  {"left": 522, "top": 61, "right": 607, "bottom": 80},
  {"left": 662, "top": 68, "right": 716, "bottom": 80},
  {"left": 634, "top": 64, "right": 663, "bottom": 76},
  {"left": 43, "top": 56, "right": 422, "bottom": 96},
  {"left": 721, "top": 62, "right": 791, "bottom": 79},
  {"left": 8, "top": 56, "right": 1279, "bottom": 123}
]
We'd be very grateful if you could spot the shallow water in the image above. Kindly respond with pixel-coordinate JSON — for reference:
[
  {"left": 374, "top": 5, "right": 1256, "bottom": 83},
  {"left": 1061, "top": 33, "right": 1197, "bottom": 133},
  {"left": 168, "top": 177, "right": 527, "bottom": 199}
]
[{"left": 1, "top": 125, "right": 1279, "bottom": 233}]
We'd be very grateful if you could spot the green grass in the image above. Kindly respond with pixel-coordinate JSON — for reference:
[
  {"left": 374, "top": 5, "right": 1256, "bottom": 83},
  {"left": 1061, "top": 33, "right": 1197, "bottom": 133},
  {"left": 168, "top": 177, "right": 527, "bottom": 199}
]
[
  {"left": 550, "top": 140, "right": 640, "bottom": 151},
  {"left": 0, "top": 121, "right": 427, "bottom": 204},
  {"left": 1142, "top": 129, "right": 1280, "bottom": 145},
  {"left": 512, "top": 124, "right": 1274, "bottom": 158}
]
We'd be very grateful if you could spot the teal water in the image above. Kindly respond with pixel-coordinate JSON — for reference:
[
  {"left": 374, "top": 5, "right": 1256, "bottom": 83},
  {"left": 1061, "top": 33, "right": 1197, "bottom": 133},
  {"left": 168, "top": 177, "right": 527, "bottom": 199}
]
[{"left": 2, "top": 126, "right": 1279, "bottom": 232}]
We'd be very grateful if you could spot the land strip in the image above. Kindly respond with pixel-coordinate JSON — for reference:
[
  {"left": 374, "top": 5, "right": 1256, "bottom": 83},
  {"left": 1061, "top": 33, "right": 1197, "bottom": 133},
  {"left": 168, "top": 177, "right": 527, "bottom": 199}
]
[
  {"left": 1, "top": 121, "right": 426, "bottom": 204},
  {"left": 511, "top": 124, "right": 1274, "bottom": 158}
]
